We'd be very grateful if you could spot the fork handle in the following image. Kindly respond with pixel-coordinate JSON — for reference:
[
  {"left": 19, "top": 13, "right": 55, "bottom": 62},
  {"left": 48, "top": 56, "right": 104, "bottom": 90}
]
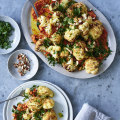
[
  {"left": 0, "top": 95, "right": 20, "bottom": 104},
  {"left": 29, "top": 0, "right": 39, "bottom": 17}
]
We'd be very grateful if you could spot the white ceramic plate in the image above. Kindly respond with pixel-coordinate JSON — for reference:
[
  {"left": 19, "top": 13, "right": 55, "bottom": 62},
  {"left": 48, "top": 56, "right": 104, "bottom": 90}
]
[
  {"left": 3, "top": 80, "right": 69, "bottom": 120},
  {"left": 3, "top": 80, "right": 73, "bottom": 120},
  {"left": 0, "top": 16, "right": 21, "bottom": 54},
  {"left": 21, "top": 0, "right": 116, "bottom": 79},
  {"left": 8, "top": 49, "right": 39, "bottom": 80}
]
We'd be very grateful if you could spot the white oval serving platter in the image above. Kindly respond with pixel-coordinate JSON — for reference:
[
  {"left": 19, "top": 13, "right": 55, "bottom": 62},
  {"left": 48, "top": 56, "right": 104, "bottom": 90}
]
[{"left": 21, "top": 0, "right": 116, "bottom": 79}]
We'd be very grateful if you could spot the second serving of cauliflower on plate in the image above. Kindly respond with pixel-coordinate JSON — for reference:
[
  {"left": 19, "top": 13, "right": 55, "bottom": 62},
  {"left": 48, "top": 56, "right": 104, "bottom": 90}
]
[
  {"left": 12, "top": 85, "right": 58, "bottom": 120},
  {"left": 31, "top": 0, "right": 111, "bottom": 75}
]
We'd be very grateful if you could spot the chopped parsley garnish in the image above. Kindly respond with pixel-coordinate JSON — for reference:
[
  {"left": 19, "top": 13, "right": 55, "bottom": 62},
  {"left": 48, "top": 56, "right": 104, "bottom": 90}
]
[
  {"left": 37, "top": 21, "right": 40, "bottom": 27},
  {"left": 68, "top": 0, "right": 77, "bottom": 7},
  {"left": 58, "top": 57, "right": 67, "bottom": 64},
  {"left": 43, "top": 38, "right": 51, "bottom": 47},
  {"left": 86, "top": 38, "right": 112, "bottom": 59},
  {"left": 47, "top": 55, "right": 57, "bottom": 66},
  {"left": 73, "top": 7, "right": 82, "bottom": 17},
  {"left": 54, "top": 4, "right": 66, "bottom": 14},
  {"left": 57, "top": 27, "right": 66, "bottom": 35},
  {"left": 66, "top": 44, "right": 73, "bottom": 50},
  {"left": 63, "top": 17, "right": 74, "bottom": 26},
  {"left": 12, "top": 109, "right": 26, "bottom": 120},
  {"left": 30, "top": 85, "right": 38, "bottom": 91},
  {"left": 33, "top": 109, "right": 45, "bottom": 120},
  {"left": 0, "top": 21, "right": 14, "bottom": 49}
]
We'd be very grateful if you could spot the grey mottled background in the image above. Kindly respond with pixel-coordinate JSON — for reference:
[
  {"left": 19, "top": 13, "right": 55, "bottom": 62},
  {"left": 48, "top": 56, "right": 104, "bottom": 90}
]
[{"left": 0, "top": 0, "right": 120, "bottom": 120}]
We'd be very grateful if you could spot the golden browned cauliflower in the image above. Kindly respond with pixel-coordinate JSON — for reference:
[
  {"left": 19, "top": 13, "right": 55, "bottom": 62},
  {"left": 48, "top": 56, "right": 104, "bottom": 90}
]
[
  {"left": 86, "top": 16, "right": 93, "bottom": 24},
  {"left": 85, "top": 58, "right": 99, "bottom": 74},
  {"left": 43, "top": 99, "right": 55, "bottom": 109},
  {"left": 79, "top": 22, "right": 89, "bottom": 36},
  {"left": 38, "top": 15, "right": 48, "bottom": 27},
  {"left": 47, "top": 46, "right": 61, "bottom": 59},
  {"left": 26, "top": 97, "right": 43, "bottom": 112},
  {"left": 82, "top": 34, "right": 89, "bottom": 41},
  {"left": 35, "top": 39, "right": 44, "bottom": 51},
  {"left": 62, "top": 58, "right": 77, "bottom": 72},
  {"left": 60, "top": 0, "right": 71, "bottom": 8},
  {"left": 50, "top": 33, "right": 62, "bottom": 45},
  {"left": 89, "top": 20, "right": 103, "bottom": 40},
  {"left": 64, "top": 29, "right": 80, "bottom": 42},
  {"left": 50, "top": 12, "right": 60, "bottom": 25},
  {"left": 72, "top": 3, "right": 88, "bottom": 14},
  {"left": 37, "top": 86, "right": 54, "bottom": 97},
  {"left": 23, "top": 110, "right": 32, "bottom": 120},
  {"left": 60, "top": 47, "right": 69, "bottom": 58},
  {"left": 42, "top": 110, "right": 57, "bottom": 120},
  {"left": 67, "top": 2, "right": 88, "bottom": 17},
  {"left": 73, "top": 41, "right": 87, "bottom": 60}
]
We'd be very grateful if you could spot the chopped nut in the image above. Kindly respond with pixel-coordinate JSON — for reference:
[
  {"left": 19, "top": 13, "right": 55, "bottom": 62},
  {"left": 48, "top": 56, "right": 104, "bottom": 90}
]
[{"left": 14, "top": 53, "right": 30, "bottom": 76}]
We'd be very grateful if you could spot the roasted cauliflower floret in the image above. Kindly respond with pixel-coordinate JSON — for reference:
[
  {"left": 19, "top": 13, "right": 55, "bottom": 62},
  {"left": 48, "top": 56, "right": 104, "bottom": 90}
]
[
  {"left": 35, "top": 39, "right": 44, "bottom": 51},
  {"left": 45, "top": 23, "right": 52, "bottom": 35},
  {"left": 50, "top": 33, "right": 62, "bottom": 45},
  {"left": 50, "top": 12, "right": 60, "bottom": 25},
  {"left": 67, "top": 2, "right": 87, "bottom": 17},
  {"left": 73, "top": 3, "right": 87, "bottom": 14},
  {"left": 38, "top": 16, "right": 48, "bottom": 27},
  {"left": 43, "top": 99, "right": 55, "bottom": 109},
  {"left": 86, "top": 16, "right": 93, "bottom": 24},
  {"left": 79, "top": 22, "right": 89, "bottom": 36},
  {"left": 60, "top": 0, "right": 71, "bottom": 8},
  {"left": 85, "top": 58, "right": 99, "bottom": 74},
  {"left": 64, "top": 29, "right": 80, "bottom": 42},
  {"left": 42, "top": 110, "right": 57, "bottom": 120},
  {"left": 82, "top": 34, "right": 89, "bottom": 41},
  {"left": 37, "top": 86, "right": 54, "bottom": 97},
  {"left": 47, "top": 46, "right": 61, "bottom": 59},
  {"left": 26, "top": 97, "right": 43, "bottom": 112},
  {"left": 73, "top": 17, "right": 83, "bottom": 25},
  {"left": 62, "top": 58, "right": 77, "bottom": 72},
  {"left": 60, "top": 47, "right": 69, "bottom": 58},
  {"left": 89, "top": 20, "right": 103, "bottom": 40},
  {"left": 23, "top": 113, "right": 32, "bottom": 120},
  {"left": 73, "top": 41, "right": 87, "bottom": 60}
]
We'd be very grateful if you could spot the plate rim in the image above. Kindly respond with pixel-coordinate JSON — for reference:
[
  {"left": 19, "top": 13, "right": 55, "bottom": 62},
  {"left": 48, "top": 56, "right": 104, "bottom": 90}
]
[
  {"left": 21, "top": 0, "right": 116, "bottom": 79},
  {"left": 0, "top": 15, "right": 21, "bottom": 55},
  {"left": 3, "top": 80, "right": 73, "bottom": 120},
  {"left": 7, "top": 49, "right": 39, "bottom": 80}
]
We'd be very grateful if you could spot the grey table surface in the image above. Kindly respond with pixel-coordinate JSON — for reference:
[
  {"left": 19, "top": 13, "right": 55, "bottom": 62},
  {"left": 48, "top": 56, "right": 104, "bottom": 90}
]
[{"left": 0, "top": 0, "right": 120, "bottom": 120}]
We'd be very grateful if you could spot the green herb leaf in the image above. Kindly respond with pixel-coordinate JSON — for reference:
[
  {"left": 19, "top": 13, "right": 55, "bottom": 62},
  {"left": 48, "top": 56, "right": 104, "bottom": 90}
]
[
  {"left": 73, "top": 7, "right": 82, "bottom": 17},
  {"left": 0, "top": 21, "right": 14, "bottom": 49},
  {"left": 43, "top": 38, "right": 51, "bottom": 48}
]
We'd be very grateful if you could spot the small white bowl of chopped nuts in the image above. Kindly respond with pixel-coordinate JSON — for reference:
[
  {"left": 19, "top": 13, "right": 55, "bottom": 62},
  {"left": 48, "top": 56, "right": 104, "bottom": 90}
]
[{"left": 8, "top": 49, "right": 39, "bottom": 80}]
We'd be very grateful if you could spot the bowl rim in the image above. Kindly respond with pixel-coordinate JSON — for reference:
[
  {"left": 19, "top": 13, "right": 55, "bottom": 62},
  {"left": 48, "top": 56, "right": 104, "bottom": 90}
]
[{"left": 0, "top": 15, "right": 21, "bottom": 55}]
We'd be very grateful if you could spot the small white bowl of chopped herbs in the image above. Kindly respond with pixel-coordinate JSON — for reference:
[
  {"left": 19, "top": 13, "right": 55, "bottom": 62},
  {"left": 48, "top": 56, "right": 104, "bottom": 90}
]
[
  {"left": 8, "top": 49, "right": 39, "bottom": 80},
  {"left": 0, "top": 16, "right": 21, "bottom": 54}
]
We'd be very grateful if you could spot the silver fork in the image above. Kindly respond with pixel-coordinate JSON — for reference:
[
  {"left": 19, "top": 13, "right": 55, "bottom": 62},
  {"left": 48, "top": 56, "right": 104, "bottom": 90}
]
[
  {"left": 29, "top": 0, "right": 39, "bottom": 18},
  {"left": 0, "top": 90, "right": 25, "bottom": 104}
]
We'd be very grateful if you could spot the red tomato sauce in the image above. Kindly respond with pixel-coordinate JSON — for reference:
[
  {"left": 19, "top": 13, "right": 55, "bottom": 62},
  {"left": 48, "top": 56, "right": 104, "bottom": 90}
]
[
  {"left": 32, "top": 0, "right": 54, "bottom": 19},
  {"left": 97, "top": 27, "right": 109, "bottom": 61},
  {"left": 88, "top": 10, "right": 97, "bottom": 19}
]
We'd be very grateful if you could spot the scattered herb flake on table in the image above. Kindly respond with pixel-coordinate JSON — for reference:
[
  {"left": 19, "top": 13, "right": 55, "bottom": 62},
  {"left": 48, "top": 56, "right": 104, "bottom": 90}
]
[{"left": 0, "top": 21, "right": 14, "bottom": 49}]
